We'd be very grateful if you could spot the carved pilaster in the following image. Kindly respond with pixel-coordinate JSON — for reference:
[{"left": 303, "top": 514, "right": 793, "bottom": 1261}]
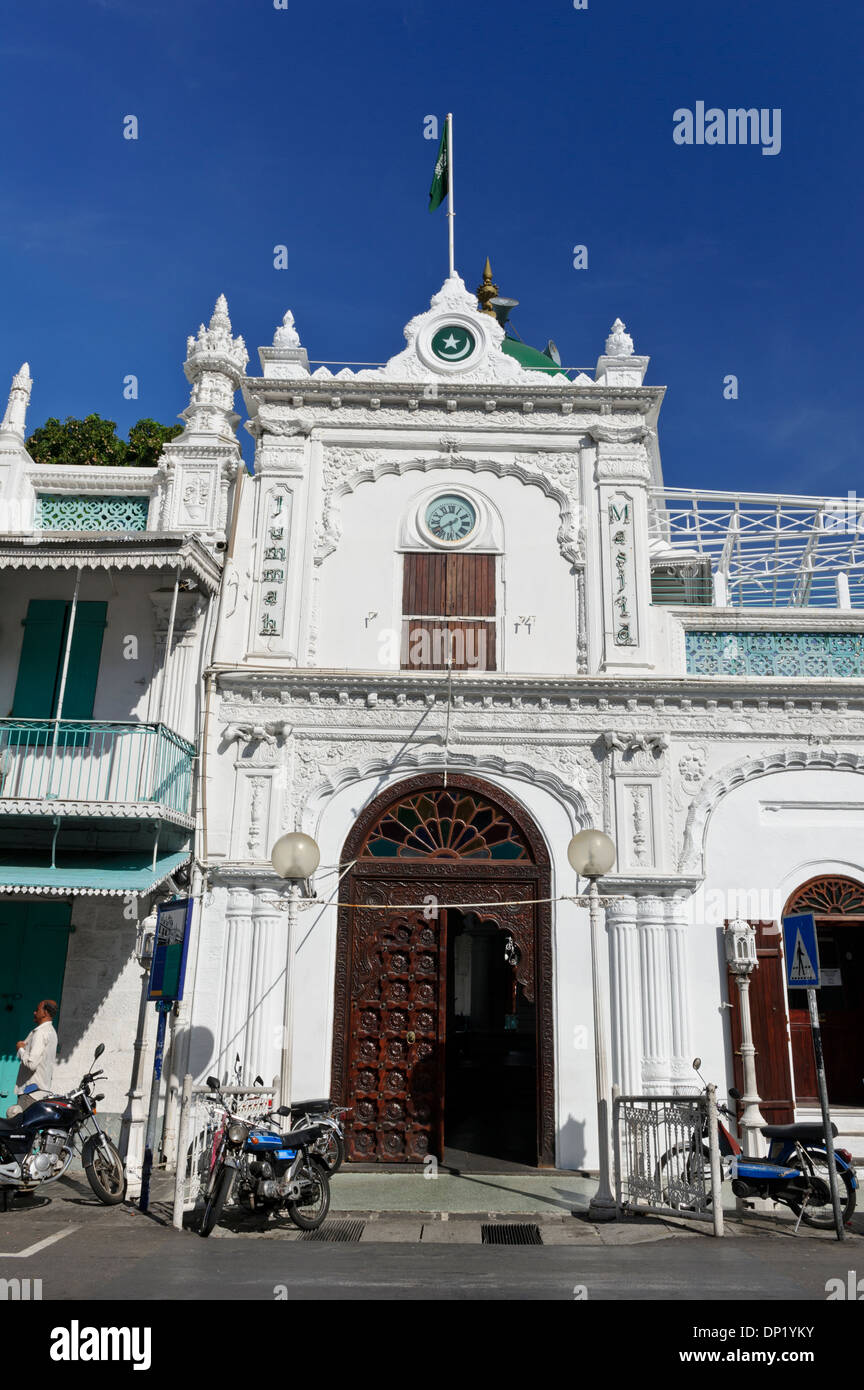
[
  {"left": 216, "top": 888, "right": 254, "bottom": 1079},
  {"left": 667, "top": 895, "right": 694, "bottom": 1086},
  {"left": 637, "top": 894, "right": 672, "bottom": 1093},
  {"left": 246, "top": 890, "right": 287, "bottom": 1085},
  {"left": 605, "top": 894, "right": 641, "bottom": 1094}
]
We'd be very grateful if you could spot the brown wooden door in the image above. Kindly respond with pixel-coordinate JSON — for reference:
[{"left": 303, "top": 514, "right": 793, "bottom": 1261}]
[
  {"left": 345, "top": 886, "right": 447, "bottom": 1163},
  {"left": 726, "top": 920, "right": 794, "bottom": 1126},
  {"left": 787, "top": 919, "right": 864, "bottom": 1105}
]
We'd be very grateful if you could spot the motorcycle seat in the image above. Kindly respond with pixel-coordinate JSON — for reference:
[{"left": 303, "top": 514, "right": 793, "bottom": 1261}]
[
  {"left": 761, "top": 1122, "right": 837, "bottom": 1143},
  {"left": 277, "top": 1126, "right": 322, "bottom": 1148},
  {"left": 290, "top": 1099, "right": 332, "bottom": 1113}
]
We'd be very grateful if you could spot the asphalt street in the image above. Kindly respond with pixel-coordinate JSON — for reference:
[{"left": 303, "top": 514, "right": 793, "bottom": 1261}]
[{"left": 0, "top": 1172, "right": 861, "bottom": 1303}]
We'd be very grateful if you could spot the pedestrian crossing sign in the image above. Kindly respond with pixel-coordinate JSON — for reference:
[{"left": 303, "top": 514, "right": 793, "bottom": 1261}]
[{"left": 782, "top": 912, "right": 821, "bottom": 989}]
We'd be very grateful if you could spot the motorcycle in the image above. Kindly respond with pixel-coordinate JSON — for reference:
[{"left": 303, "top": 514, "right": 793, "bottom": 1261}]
[
  {"left": 663, "top": 1059, "right": 858, "bottom": 1229},
  {"left": 285, "top": 1098, "right": 349, "bottom": 1174},
  {"left": 199, "top": 1077, "right": 331, "bottom": 1237},
  {"left": 0, "top": 1043, "right": 127, "bottom": 1209},
  {"left": 247, "top": 1070, "right": 348, "bottom": 1175}
]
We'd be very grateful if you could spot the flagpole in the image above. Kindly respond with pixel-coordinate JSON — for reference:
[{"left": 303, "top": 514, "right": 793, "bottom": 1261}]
[{"left": 446, "top": 111, "right": 455, "bottom": 277}]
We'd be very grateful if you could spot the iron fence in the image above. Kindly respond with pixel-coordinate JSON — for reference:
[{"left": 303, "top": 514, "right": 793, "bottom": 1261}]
[
  {"left": 171, "top": 1075, "right": 278, "bottom": 1230},
  {"left": 613, "top": 1085, "right": 725, "bottom": 1236},
  {"left": 0, "top": 720, "right": 195, "bottom": 816}
]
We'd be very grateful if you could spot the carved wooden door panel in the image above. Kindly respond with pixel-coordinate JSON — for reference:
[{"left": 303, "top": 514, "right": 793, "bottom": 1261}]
[
  {"left": 346, "top": 887, "right": 446, "bottom": 1163},
  {"left": 726, "top": 921, "right": 794, "bottom": 1126}
]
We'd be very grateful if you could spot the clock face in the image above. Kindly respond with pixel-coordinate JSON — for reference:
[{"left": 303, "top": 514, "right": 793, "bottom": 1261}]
[
  {"left": 424, "top": 494, "right": 477, "bottom": 543},
  {"left": 430, "top": 324, "right": 476, "bottom": 364}
]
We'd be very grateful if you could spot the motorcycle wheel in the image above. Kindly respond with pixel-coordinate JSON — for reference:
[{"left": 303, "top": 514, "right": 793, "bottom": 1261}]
[
  {"left": 287, "top": 1157, "right": 330, "bottom": 1231},
  {"left": 84, "top": 1137, "right": 127, "bottom": 1205},
  {"left": 315, "top": 1130, "right": 345, "bottom": 1175},
  {"left": 199, "top": 1164, "right": 235, "bottom": 1237},
  {"left": 792, "top": 1151, "right": 856, "bottom": 1228}
]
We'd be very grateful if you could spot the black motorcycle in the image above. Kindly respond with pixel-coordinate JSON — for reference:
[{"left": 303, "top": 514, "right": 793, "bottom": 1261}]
[
  {"left": 199, "top": 1078, "right": 330, "bottom": 1236},
  {"left": 0, "top": 1043, "right": 127, "bottom": 1209}
]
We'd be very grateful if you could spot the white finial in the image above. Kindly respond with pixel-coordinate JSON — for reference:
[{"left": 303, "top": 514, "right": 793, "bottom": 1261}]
[
  {"left": 209, "top": 294, "right": 231, "bottom": 332},
  {"left": 0, "top": 362, "right": 34, "bottom": 439},
  {"left": 273, "top": 310, "right": 301, "bottom": 349},
  {"left": 605, "top": 317, "right": 634, "bottom": 358}
]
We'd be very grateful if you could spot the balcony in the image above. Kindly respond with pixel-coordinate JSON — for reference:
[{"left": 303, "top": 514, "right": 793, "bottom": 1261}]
[{"left": 0, "top": 721, "right": 196, "bottom": 825}]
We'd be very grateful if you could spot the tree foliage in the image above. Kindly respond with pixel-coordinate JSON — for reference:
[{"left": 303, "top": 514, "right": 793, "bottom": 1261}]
[{"left": 26, "top": 415, "right": 182, "bottom": 469}]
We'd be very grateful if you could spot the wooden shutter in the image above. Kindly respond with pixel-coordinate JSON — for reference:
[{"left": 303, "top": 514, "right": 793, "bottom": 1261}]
[
  {"left": 12, "top": 601, "right": 68, "bottom": 717},
  {"left": 61, "top": 602, "right": 107, "bottom": 719},
  {"left": 725, "top": 920, "right": 794, "bottom": 1126},
  {"left": 12, "top": 600, "right": 107, "bottom": 719},
  {"left": 402, "top": 553, "right": 496, "bottom": 672}
]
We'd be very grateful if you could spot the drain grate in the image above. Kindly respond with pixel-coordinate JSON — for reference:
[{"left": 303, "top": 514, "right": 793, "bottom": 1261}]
[
  {"left": 481, "top": 1223, "right": 543, "bottom": 1246},
  {"left": 300, "top": 1219, "right": 366, "bottom": 1243}
]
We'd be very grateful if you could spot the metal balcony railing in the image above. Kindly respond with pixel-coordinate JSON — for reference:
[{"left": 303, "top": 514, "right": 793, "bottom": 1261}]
[{"left": 0, "top": 721, "right": 195, "bottom": 817}]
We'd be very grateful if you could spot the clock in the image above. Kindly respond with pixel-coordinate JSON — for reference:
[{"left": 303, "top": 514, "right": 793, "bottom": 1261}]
[{"left": 424, "top": 494, "right": 477, "bottom": 543}]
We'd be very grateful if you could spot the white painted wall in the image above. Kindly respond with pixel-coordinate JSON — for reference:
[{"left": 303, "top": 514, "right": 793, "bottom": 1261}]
[
  {"left": 685, "top": 766, "right": 864, "bottom": 1106},
  {"left": 314, "top": 470, "right": 579, "bottom": 675}
]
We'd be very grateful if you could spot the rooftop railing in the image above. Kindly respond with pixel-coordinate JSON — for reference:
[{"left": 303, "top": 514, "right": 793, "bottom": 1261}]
[{"left": 0, "top": 721, "right": 195, "bottom": 818}]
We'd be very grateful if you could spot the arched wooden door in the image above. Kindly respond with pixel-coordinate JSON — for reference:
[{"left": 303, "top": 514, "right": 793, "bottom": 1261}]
[
  {"left": 783, "top": 876, "right": 864, "bottom": 1107},
  {"left": 331, "top": 774, "right": 554, "bottom": 1166}
]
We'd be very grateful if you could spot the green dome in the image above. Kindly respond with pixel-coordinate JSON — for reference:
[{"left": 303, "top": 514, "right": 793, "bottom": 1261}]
[{"left": 501, "top": 336, "right": 567, "bottom": 378}]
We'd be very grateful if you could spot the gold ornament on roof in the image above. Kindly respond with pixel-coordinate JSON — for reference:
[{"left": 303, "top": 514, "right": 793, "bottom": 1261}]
[{"left": 476, "top": 257, "right": 499, "bottom": 316}]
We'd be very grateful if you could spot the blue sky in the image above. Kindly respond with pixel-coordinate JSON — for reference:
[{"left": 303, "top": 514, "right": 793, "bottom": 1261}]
[{"left": 1, "top": 0, "right": 860, "bottom": 491}]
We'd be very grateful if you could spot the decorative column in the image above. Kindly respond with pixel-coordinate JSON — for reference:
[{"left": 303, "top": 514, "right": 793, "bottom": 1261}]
[
  {"left": 667, "top": 895, "right": 694, "bottom": 1088},
  {"left": 637, "top": 895, "right": 673, "bottom": 1092},
  {"left": 605, "top": 894, "right": 641, "bottom": 1094},
  {"left": 246, "top": 888, "right": 286, "bottom": 1086},
  {"left": 216, "top": 887, "right": 254, "bottom": 1082},
  {"left": 724, "top": 919, "right": 767, "bottom": 1157}
]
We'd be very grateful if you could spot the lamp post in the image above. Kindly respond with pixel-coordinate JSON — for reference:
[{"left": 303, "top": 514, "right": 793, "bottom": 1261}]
[
  {"left": 271, "top": 832, "right": 320, "bottom": 1108},
  {"left": 723, "top": 919, "right": 766, "bottom": 1157},
  {"left": 567, "top": 828, "right": 618, "bottom": 1222}
]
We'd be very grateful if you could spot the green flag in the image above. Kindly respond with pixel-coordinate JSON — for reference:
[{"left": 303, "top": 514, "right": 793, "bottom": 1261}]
[{"left": 428, "top": 122, "right": 449, "bottom": 212}]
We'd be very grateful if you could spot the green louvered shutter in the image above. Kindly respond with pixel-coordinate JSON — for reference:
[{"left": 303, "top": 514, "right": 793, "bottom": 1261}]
[
  {"left": 12, "top": 599, "right": 107, "bottom": 718},
  {"left": 12, "top": 600, "right": 67, "bottom": 716},
  {"left": 61, "top": 602, "right": 107, "bottom": 719}
]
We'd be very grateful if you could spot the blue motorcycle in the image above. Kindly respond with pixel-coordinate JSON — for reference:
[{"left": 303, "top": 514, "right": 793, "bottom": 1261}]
[
  {"left": 199, "top": 1082, "right": 330, "bottom": 1237},
  {"left": 671, "top": 1061, "right": 857, "bottom": 1228}
]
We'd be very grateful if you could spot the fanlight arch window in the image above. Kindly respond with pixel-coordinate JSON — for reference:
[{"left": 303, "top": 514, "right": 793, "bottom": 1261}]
[
  {"left": 360, "top": 787, "right": 532, "bottom": 861},
  {"left": 785, "top": 875, "right": 864, "bottom": 918}
]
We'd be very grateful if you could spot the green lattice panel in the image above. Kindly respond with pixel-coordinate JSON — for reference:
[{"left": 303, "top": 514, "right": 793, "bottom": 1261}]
[
  {"left": 686, "top": 630, "right": 864, "bottom": 678},
  {"left": 35, "top": 494, "right": 150, "bottom": 532}
]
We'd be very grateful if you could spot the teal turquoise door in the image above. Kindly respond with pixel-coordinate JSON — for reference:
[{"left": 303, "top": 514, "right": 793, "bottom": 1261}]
[{"left": 0, "top": 902, "right": 71, "bottom": 1115}]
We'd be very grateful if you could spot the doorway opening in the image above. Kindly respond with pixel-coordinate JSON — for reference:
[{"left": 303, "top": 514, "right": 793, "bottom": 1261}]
[
  {"left": 444, "top": 910, "right": 537, "bottom": 1169},
  {"left": 784, "top": 876, "right": 864, "bottom": 1108},
  {"left": 331, "top": 773, "right": 555, "bottom": 1167}
]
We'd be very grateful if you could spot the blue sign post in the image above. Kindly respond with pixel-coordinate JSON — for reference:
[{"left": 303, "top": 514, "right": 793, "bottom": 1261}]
[
  {"left": 140, "top": 898, "right": 194, "bottom": 1212},
  {"left": 782, "top": 912, "right": 820, "bottom": 989},
  {"left": 781, "top": 911, "right": 844, "bottom": 1241}
]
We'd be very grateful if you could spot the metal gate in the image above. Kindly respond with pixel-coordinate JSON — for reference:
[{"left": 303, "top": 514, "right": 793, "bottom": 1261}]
[{"left": 613, "top": 1085, "right": 725, "bottom": 1236}]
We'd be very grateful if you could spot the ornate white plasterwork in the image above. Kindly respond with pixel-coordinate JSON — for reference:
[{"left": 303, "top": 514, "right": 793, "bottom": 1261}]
[
  {"left": 298, "top": 745, "right": 597, "bottom": 836},
  {"left": 314, "top": 447, "right": 585, "bottom": 565},
  {"left": 305, "top": 275, "right": 577, "bottom": 387},
  {"left": 678, "top": 746, "right": 864, "bottom": 873}
]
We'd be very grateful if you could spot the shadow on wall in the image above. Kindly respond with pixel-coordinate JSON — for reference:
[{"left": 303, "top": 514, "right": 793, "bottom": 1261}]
[
  {"left": 558, "top": 1114, "right": 587, "bottom": 1171},
  {"left": 55, "top": 905, "right": 140, "bottom": 1067},
  {"left": 182, "top": 1025, "right": 217, "bottom": 1085}
]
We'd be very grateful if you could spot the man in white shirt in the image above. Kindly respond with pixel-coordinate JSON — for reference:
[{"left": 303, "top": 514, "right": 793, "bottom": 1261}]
[{"left": 15, "top": 999, "right": 59, "bottom": 1108}]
